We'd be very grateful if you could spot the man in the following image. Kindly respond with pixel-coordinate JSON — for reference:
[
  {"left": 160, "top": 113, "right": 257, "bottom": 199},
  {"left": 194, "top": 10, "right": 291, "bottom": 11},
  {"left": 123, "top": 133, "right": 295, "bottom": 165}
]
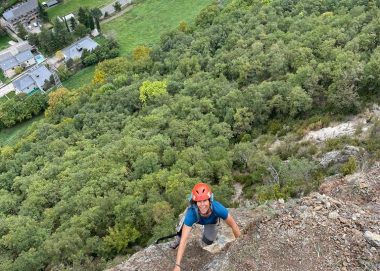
[{"left": 172, "top": 182, "right": 241, "bottom": 271}]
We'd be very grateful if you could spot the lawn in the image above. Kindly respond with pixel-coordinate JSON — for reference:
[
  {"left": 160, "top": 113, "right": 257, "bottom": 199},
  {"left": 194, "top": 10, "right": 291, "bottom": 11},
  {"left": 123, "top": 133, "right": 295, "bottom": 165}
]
[
  {"left": 101, "top": 0, "right": 213, "bottom": 56},
  {"left": 62, "top": 65, "right": 96, "bottom": 90},
  {"left": 0, "top": 34, "right": 12, "bottom": 51},
  {"left": 46, "top": 0, "right": 114, "bottom": 18},
  {"left": 0, "top": 114, "right": 44, "bottom": 147}
]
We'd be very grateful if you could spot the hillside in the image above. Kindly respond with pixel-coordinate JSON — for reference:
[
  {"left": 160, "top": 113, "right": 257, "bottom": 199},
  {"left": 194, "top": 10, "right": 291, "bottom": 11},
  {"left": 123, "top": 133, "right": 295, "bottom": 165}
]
[
  {"left": 108, "top": 163, "right": 380, "bottom": 271},
  {"left": 1, "top": 0, "right": 380, "bottom": 270}
]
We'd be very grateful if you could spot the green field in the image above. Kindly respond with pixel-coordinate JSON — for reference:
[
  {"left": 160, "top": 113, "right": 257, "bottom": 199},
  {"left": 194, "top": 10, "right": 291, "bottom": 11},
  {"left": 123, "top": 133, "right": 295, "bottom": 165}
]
[
  {"left": 46, "top": 0, "right": 114, "bottom": 18},
  {"left": 0, "top": 34, "right": 12, "bottom": 50},
  {"left": 102, "top": 0, "right": 213, "bottom": 56},
  {"left": 0, "top": 114, "right": 44, "bottom": 147},
  {"left": 62, "top": 65, "right": 96, "bottom": 90}
]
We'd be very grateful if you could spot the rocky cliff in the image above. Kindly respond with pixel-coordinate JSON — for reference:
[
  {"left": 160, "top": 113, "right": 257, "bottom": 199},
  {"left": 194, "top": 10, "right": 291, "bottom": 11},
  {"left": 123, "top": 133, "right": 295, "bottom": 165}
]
[{"left": 107, "top": 163, "right": 380, "bottom": 271}]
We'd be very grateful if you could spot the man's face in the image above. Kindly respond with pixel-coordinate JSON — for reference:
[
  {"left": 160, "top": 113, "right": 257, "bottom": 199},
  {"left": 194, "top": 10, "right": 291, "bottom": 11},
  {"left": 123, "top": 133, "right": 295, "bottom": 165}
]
[{"left": 196, "top": 199, "right": 210, "bottom": 215}]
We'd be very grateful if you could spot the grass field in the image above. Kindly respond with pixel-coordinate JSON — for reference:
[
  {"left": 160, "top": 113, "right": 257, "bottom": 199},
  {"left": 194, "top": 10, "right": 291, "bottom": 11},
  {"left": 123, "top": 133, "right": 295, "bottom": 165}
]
[
  {"left": 0, "top": 114, "right": 44, "bottom": 147},
  {"left": 62, "top": 65, "right": 96, "bottom": 90},
  {"left": 46, "top": 0, "right": 114, "bottom": 18},
  {"left": 102, "top": 0, "right": 213, "bottom": 56},
  {"left": 0, "top": 35, "right": 12, "bottom": 51}
]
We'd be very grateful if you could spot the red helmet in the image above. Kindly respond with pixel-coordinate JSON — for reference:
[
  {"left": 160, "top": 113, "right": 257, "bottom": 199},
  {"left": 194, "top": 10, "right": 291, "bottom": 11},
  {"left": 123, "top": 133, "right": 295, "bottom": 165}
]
[{"left": 191, "top": 183, "right": 212, "bottom": 201}]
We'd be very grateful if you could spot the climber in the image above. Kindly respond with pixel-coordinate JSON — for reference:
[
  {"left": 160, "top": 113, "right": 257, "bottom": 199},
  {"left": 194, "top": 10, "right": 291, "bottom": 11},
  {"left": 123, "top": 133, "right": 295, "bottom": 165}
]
[{"left": 171, "top": 182, "right": 241, "bottom": 271}]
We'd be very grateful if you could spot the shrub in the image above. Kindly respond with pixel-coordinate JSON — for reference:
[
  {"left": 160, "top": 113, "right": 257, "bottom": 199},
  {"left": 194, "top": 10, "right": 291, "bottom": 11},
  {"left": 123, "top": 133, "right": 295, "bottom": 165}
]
[{"left": 340, "top": 156, "right": 357, "bottom": 175}]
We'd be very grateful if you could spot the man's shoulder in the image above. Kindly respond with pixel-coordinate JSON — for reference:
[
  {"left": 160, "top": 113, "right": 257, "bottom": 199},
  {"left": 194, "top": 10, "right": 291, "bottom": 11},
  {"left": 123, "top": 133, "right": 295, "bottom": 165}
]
[
  {"left": 212, "top": 200, "right": 226, "bottom": 209},
  {"left": 212, "top": 200, "right": 228, "bottom": 216}
]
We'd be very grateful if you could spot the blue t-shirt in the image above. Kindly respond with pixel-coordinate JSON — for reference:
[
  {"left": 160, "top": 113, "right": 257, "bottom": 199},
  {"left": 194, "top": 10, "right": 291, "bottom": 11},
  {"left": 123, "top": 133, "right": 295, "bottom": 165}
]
[{"left": 184, "top": 200, "right": 229, "bottom": 226}]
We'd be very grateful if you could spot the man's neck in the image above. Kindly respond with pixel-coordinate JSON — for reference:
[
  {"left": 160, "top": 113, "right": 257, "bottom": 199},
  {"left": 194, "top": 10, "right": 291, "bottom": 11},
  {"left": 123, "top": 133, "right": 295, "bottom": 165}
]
[{"left": 199, "top": 207, "right": 212, "bottom": 217}]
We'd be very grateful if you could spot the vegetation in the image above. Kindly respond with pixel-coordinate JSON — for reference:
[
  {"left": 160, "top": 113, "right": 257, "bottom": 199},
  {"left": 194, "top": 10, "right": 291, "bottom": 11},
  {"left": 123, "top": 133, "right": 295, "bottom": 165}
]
[
  {"left": 0, "top": 32, "right": 12, "bottom": 51},
  {"left": 28, "top": 18, "right": 74, "bottom": 55},
  {"left": 62, "top": 65, "right": 96, "bottom": 89},
  {"left": 102, "top": 0, "right": 214, "bottom": 55},
  {"left": 81, "top": 38, "right": 120, "bottom": 66},
  {"left": 0, "top": 92, "right": 47, "bottom": 129},
  {"left": 0, "top": 115, "right": 44, "bottom": 147},
  {"left": 0, "top": 0, "right": 380, "bottom": 270},
  {"left": 46, "top": 0, "right": 114, "bottom": 19}
]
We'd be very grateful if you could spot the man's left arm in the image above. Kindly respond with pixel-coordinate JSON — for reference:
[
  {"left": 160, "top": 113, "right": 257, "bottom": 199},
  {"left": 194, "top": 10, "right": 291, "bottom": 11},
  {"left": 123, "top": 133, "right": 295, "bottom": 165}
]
[{"left": 225, "top": 214, "right": 241, "bottom": 238}]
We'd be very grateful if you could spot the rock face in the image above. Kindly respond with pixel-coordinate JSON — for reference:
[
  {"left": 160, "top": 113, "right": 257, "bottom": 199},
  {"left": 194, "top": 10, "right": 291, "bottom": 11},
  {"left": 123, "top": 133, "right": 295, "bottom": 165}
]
[
  {"left": 319, "top": 145, "right": 361, "bottom": 168},
  {"left": 303, "top": 104, "right": 379, "bottom": 143},
  {"left": 107, "top": 163, "right": 380, "bottom": 271}
]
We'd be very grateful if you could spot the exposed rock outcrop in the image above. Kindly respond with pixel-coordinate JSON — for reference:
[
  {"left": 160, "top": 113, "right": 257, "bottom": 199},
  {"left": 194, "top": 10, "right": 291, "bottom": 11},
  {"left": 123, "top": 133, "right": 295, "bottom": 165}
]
[{"left": 319, "top": 145, "right": 362, "bottom": 168}]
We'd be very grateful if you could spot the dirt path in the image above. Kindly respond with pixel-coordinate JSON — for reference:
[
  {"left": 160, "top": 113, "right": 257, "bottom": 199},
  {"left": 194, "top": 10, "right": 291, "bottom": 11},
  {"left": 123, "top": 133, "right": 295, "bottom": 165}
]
[{"left": 100, "top": 4, "right": 134, "bottom": 25}]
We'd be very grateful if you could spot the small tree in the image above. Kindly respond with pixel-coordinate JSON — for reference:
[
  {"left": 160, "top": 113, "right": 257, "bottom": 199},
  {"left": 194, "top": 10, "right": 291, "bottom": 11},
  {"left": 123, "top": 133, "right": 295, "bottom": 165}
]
[
  {"left": 38, "top": 2, "right": 49, "bottom": 22},
  {"left": 55, "top": 50, "right": 65, "bottom": 61},
  {"left": 28, "top": 33, "right": 40, "bottom": 47},
  {"left": 113, "top": 2, "right": 122, "bottom": 12},
  {"left": 14, "top": 66, "right": 24, "bottom": 75},
  {"left": 74, "top": 23, "right": 89, "bottom": 38},
  {"left": 92, "top": 69, "right": 106, "bottom": 85},
  {"left": 69, "top": 17, "right": 77, "bottom": 31},
  {"left": 17, "top": 23, "right": 28, "bottom": 40},
  {"left": 139, "top": 80, "right": 168, "bottom": 103}
]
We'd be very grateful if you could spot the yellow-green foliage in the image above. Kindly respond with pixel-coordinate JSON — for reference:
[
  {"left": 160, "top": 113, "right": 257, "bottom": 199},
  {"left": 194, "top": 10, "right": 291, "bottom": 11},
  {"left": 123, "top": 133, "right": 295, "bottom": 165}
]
[
  {"left": 92, "top": 69, "right": 106, "bottom": 85},
  {"left": 139, "top": 80, "right": 168, "bottom": 103},
  {"left": 340, "top": 156, "right": 357, "bottom": 176},
  {"left": 132, "top": 45, "right": 151, "bottom": 62},
  {"left": 103, "top": 224, "right": 140, "bottom": 253}
]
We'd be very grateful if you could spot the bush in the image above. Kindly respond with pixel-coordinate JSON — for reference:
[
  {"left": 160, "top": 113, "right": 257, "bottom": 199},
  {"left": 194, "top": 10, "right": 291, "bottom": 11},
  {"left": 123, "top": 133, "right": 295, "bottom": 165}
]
[
  {"left": 340, "top": 156, "right": 357, "bottom": 175},
  {"left": 323, "top": 136, "right": 360, "bottom": 152},
  {"left": 363, "top": 119, "right": 380, "bottom": 160},
  {"left": 56, "top": 64, "right": 72, "bottom": 81}
]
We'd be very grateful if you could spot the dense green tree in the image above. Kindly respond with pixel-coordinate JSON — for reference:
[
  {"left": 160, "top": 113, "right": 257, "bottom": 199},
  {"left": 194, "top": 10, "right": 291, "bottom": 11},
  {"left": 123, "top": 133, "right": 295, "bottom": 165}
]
[{"left": 16, "top": 23, "right": 28, "bottom": 39}]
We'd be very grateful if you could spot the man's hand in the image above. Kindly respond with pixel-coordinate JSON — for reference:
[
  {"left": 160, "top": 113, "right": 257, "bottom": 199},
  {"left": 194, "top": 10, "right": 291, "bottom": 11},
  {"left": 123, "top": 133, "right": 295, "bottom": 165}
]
[{"left": 225, "top": 214, "right": 241, "bottom": 238}]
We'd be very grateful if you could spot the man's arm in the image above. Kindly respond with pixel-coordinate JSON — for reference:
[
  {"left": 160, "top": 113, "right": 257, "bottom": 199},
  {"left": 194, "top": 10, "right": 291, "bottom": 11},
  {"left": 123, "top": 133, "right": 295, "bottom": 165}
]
[
  {"left": 225, "top": 214, "right": 241, "bottom": 238},
  {"left": 173, "top": 224, "right": 192, "bottom": 271}
]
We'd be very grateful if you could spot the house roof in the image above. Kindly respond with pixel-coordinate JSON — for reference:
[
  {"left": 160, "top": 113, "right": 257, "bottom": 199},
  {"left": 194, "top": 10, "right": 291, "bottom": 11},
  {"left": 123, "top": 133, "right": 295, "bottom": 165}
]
[
  {"left": 62, "top": 37, "right": 99, "bottom": 60},
  {"left": 16, "top": 41, "right": 32, "bottom": 53},
  {"left": 0, "top": 55, "right": 19, "bottom": 70},
  {"left": 13, "top": 74, "right": 37, "bottom": 93},
  {"left": 29, "top": 65, "right": 52, "bottom": 87},
  {"left": 3, "top": 0, "right": 39, "bottom": 22},
  {"left": 15, "top": 50, "right": 34, "bottom": 63},
  {"left": 46, "top": 0, "right": 59, "bottom": 7},
  {"left": 0, "top": 50, "right": 34, "bottom": 71},
  {"left": 13, "top": 65, "right": 52, "bottom": 93},
  {"left": 0, "top": 52, "right": 14, "bottom": 62}
]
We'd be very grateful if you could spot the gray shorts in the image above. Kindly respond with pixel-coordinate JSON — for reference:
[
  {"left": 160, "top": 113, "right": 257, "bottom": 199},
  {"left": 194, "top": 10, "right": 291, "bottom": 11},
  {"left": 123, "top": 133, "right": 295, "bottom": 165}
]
[{"left": 202, "top": 223, "right": 218, "bottom": 245}]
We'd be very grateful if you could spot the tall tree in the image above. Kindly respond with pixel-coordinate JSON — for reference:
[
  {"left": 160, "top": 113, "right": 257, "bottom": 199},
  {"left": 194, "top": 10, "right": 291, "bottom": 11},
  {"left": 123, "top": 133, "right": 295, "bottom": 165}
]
[
  {"left": 69, "top": 16, "right": 77, "bottom": 31},
  {"left": 17, "top": 23, "right": 28, "bottom": 40}
]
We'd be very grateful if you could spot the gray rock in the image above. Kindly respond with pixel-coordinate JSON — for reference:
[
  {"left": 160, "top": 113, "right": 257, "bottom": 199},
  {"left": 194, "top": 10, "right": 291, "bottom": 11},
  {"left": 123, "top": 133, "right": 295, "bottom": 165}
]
[
  {"left": 364, "top": 231, "right": 380, "bottom": 247},
  {"left": 328, "top": 211, "right": 340, "bottom": 219},
  {"left": 319, "top": 145, "right": 361, "bottom": 168}
]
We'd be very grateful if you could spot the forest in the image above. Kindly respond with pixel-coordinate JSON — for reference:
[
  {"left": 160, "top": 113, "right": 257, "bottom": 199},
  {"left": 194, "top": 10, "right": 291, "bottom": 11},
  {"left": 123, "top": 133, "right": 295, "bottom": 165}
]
[{"left": 0, "top": 0, "right": 380, "bottom": 270}]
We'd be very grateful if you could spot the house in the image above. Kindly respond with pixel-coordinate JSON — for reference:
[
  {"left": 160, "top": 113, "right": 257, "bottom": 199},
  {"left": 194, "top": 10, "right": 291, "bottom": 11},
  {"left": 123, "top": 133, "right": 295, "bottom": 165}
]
[
  {"left": 12, "top": 64, "right": 53, "bottom": 94},
  {"left": 62, "top": 37, "right": 99, "bottom": 61},
  {"left": 0, "top": 41, "right": 36, "bottom": 78},
  {"left": 42, "top": 0, "right": 59, "bottom": 8},
  {"left": 1, "top": 0, "right": 39, "bottom": 33}
]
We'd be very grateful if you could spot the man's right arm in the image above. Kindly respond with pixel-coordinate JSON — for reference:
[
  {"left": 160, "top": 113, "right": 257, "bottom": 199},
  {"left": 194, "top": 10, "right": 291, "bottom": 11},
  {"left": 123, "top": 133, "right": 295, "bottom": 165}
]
[{"left": 173, "top": 224, "right": 192, "bottom": 271}]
